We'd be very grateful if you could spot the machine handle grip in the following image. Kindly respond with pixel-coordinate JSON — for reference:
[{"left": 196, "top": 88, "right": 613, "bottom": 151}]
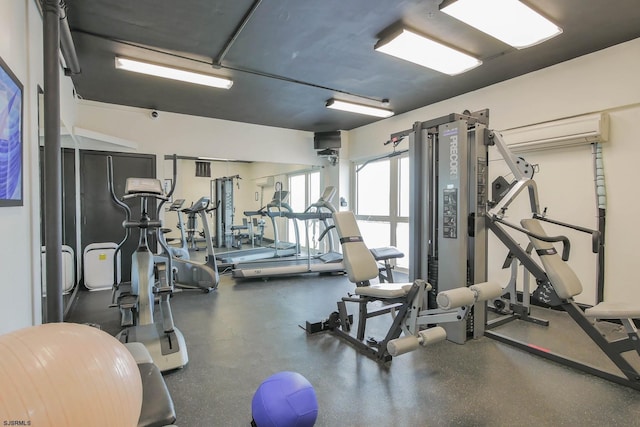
[
  {"left": 495, "top": 217, "right": 572, "bottom": 261},
  {"left": 591, "top": 231, "right": 602, "bottom": 254},
  {"left": 317, "top": 225, "right": 335, "bottom": 242},
  {"left": 533, "top": 214, "right": 602, "bottom": 254}
]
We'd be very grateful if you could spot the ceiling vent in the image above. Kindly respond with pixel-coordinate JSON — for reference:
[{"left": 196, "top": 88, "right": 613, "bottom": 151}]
[{"left": 195, "top": 161, "right": 211, "bottom": 177}]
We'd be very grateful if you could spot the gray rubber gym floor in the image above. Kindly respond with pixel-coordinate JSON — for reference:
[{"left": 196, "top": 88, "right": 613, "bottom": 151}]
[{"left": 68, "top": 271, "right": 640, "bottom": 426}]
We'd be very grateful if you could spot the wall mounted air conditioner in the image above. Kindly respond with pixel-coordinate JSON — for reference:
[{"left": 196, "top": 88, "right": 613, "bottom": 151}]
[
  {"left": 255, "top": 176, "right": 274, "bottom": 187},
  {"left": 500, "top": 112, "right": 609, "bottom": 153}
]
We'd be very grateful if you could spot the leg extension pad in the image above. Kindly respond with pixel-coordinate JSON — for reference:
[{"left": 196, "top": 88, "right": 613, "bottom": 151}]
[
  {"left": 437, "top": 281, "right": 503, "bottom": 310},
  {"left": 387, "top": 327, "right": 447, "bottom": 357}
]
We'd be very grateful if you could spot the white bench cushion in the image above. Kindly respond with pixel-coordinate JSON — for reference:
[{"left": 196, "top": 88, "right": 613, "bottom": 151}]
[
  {"left": 584, "top": 302, "right": 640, "bottom": 319},
  {"left": 355, "top": 282, "right": 414, "bottom": 298},
  {"left": 521, "top": 219, "right": 583, "bottom": 299},
  {"left": 333, "top": 211, "right": 381, "bottom": 283}
]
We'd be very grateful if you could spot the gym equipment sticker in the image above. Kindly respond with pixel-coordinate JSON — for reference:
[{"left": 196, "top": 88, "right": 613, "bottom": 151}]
[{"left": 443, "top": 188, "right": 458, "bottom": 238}]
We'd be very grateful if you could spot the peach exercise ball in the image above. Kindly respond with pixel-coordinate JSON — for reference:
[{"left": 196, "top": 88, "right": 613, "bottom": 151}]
[{"left": 0, "top": 322, "right": 142, "bottom": 427}]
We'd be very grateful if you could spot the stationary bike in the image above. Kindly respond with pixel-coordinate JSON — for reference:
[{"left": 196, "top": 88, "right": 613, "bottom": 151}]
[{"left": 108, "top": 155, "right": 188, "bottom": 372}]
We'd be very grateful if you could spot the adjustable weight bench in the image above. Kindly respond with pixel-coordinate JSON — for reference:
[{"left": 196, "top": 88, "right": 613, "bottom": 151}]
[
  {"left": 306, "top": 211, "right": 503, "bottom": 363},
  {"left": 585, "top": 302, "right": 640, "bottom": 371},
  {"left": 511, "top": 219, "right": 640, "bottom": 389}
]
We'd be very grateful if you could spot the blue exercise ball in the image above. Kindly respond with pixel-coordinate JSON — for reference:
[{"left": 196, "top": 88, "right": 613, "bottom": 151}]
[{"left": 252, "top": 371, "right": 318, "bottom": 427}]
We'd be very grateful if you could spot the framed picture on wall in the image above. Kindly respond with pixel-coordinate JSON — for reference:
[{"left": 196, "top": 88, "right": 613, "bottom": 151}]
[{"left": 0, "top": 55, "right": 23, "bottom": 207}]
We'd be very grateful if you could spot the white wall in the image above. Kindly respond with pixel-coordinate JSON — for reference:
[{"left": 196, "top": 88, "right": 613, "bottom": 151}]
[
  {"left": 75, "top": 100, "right": 322, "bottom": 167},
  {"left": 74, "top": 100, "right": 328, "bottom": 222},
  {"left": 0, "top": 0, "right": 77, "bottom": 333},
  {"left": 0, "top": 0, "right": 33, "bottom": 333},
  {"left": 347, "top": 37, "right": 640, "bottom": 304}
]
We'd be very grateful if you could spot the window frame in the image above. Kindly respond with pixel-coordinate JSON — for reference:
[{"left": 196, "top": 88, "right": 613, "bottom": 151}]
[{"left": 352, "top": 153, "right": 409, "bottom": 269}]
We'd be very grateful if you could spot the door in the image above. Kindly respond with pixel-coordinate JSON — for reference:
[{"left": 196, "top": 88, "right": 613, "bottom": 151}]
[{"left": 80, "top": 151, "right": 156, "bottom": 282}]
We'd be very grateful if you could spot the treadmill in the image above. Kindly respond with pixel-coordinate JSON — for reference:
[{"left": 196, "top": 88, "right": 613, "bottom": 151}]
[
  {"left": 232, "top": 187, "right": 345, "bottom": 279},
  {"left": 216, "top": 190, "right": 299, "bottom": 266}
]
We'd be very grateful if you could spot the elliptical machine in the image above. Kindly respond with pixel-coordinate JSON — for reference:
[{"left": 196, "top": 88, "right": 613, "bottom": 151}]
[
  {"left": 156, "top": 196, "right": 220, "bottom": 292},
  {"left": 108, "top": 155, "right": 188, "bottom": 372}
]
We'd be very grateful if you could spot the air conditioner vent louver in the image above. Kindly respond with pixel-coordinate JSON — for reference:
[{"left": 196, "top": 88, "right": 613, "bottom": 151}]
[
  {"left": 255, "top": 176, "right": 274, "bottom": 187},
  {"left": 500, "top": 113, "right": 609, "bottom": 153}
]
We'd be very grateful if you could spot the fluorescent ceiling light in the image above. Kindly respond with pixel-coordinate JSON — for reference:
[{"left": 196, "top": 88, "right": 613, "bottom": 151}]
[
  {"left": 375, "top": 28, "right": 482, "bottom": 75},
  {"left": 441, "top": 0, "right": 562, "bottom": 49},
  {"left": 115, "top": 57, "right": 233, "bottom": 89},
  {"left": 198, "top": 156, "right": 230, "bottom": 161},
  {"left": 326, "top": 99, "right": 394, "bottom": 118}
]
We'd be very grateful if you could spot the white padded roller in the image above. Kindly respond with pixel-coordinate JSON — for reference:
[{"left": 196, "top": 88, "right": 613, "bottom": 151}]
[
  {"left": 387, "top": 335, "right": 419, "bottom": 356},
  {"left": 387, "top": 327, "right": 447, "bottom": 357},
  {"left": 469, "top": 281, "right": 504, "bottom": 302},
  {"left": 417, "top": 327, "right": 447, "bottom": 346},
  {"left": 437, "top": 287, "right": 476, "bottom": 310}
]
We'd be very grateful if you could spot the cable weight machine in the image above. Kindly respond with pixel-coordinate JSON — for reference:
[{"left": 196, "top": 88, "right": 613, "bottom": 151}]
[
  {"left": 389, "top": 110, "right": 490, "bottom": 343},
  {"left": 212, "top": 175, "right": 241, "bottom": 248}
]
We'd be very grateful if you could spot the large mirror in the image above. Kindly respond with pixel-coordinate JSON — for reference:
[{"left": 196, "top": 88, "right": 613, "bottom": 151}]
[{"left": 162, "top": 157, "right": 326, "bottom": 255}]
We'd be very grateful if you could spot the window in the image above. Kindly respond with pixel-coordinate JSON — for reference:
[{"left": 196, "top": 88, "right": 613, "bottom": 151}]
[
  {"left": 399, "top": 156, "right": 410, "bottom": 217},
  {"left": 287, "top": 170, "right": 322, "bottom": 251},
  {"left": 396, "top": 156, "right": 410, "bottom": 268},
  {"left": 356, "top": 160, "right": 390, "bottom": 216},
  {"left": 289, "top": 174, "right": 307, "bottom": 213},
  {"left": 354, "top": 154, "right": 409, "bottom": 269}
]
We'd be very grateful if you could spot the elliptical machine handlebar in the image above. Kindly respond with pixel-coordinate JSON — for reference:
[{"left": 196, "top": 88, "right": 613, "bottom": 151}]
[
  {"left": 157, "top": 155, "right": 177, "bottom": 220},
  {"left": 155, "top": 155, "right": 177, "bottom": 280},
  {"left": 107, "top": 156, "right": 133, "bottom": 222},
  {"left": 107, "top": 156, "right": 131, "bottom": 302}
]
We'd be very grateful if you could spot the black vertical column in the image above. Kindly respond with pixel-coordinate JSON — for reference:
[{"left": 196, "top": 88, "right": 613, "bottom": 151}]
[{"left": 43, "top": 0, "right": 63, "bottom": 322}]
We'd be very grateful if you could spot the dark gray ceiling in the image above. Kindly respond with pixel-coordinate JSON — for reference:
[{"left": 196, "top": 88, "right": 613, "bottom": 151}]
[{"left": 65, "top": 0, "right": 640, "bottom": 132}]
